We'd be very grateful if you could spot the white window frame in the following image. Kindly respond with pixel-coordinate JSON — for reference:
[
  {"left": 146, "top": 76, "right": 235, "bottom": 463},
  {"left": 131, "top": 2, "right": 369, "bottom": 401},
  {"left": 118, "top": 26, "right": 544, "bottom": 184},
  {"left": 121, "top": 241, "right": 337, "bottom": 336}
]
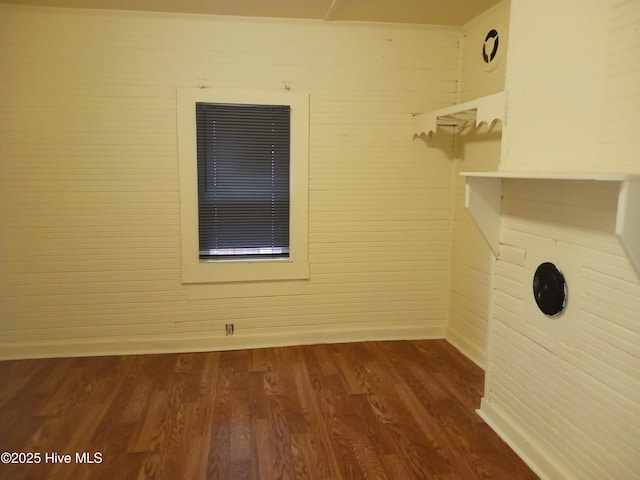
[{"left": 177, "top": 88, "right": 309, "bottom": 284}]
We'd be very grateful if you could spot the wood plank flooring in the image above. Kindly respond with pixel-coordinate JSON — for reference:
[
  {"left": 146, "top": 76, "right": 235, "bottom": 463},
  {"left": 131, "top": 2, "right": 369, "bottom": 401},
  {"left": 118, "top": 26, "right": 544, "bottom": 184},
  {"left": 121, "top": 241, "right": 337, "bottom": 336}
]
[{"left": 0, "top": 340, "right": 538, "bottom": 479}]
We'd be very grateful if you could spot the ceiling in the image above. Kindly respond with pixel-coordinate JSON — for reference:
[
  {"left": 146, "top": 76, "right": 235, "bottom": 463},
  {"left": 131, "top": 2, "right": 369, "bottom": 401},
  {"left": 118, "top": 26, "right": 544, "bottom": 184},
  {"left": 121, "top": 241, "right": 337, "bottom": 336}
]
[{"left": 0, "top": 0, "right": 503, "bottom": 26}]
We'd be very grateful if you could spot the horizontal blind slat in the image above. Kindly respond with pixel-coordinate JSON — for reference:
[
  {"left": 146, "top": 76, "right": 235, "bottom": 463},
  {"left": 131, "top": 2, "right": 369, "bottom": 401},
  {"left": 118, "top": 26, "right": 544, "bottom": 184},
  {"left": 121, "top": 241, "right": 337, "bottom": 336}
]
[{"left": 196, "top": 102, "right": 290, "bottom": 258}]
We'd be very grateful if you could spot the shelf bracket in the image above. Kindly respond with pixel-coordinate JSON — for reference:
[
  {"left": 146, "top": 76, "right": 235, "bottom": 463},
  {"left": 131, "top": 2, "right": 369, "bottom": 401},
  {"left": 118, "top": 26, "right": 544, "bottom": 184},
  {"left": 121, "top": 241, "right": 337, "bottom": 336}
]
[
  {"left": 460, "top": 171, "right": 640, "bottom": 277},
  {"left": 464, "top": 176, "right": 502, "bottom": 258},
  {"left": 615, "top": 180, "right": 640, "bottom": 276}
]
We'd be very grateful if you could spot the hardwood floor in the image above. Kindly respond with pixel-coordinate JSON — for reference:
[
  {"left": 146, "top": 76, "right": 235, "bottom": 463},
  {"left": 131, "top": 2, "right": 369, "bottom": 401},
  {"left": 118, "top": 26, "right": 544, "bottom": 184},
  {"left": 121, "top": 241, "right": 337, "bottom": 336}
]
[{"left": 0, "top": 340, "right": 538, "bottom": 479}]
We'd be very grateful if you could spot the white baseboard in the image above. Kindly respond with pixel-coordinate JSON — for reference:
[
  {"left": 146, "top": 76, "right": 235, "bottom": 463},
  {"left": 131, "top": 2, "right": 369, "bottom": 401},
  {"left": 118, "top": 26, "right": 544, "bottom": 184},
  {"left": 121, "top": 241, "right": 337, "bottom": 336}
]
[
  {"left": 0, "top": 325, "right": 447, "bottom": 360},
  {"left": 477, "top": 398, "right": 573, "bottom": 480},
  {"left": 445, "top": 328, "right": 487, "bottom": 369}
]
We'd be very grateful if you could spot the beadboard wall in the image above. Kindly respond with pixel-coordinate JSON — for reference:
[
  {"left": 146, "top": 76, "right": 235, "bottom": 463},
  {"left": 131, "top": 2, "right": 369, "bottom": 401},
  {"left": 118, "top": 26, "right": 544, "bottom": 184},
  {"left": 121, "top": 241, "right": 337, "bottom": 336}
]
[
  {"left": 479, "top": 180, "right": 640, "bottom": 479},
  {"left": 475, "top": 0, "right": 640, "bottom": 478},
  {"left": 502, "top": 0, "right": 640, "bottom": 174},
  {"left": 445, "top": 0, "right": 509, "bottom": 367},
  {"left": 0, "top": 5, "right": 460, "bottom": 359},
  {"left": 457, "top": 1, "right": 509, "bottom": 104},
  {"left": 597, "top": 0, "right": 640, "bottom": 172}
]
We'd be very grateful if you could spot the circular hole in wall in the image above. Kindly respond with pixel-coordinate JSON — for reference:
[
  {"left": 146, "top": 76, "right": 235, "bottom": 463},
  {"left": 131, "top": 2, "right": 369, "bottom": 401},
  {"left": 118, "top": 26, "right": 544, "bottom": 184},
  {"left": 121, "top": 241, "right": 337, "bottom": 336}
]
[{"left": 533, "top": 262, "right": 568, "bottom": 316}]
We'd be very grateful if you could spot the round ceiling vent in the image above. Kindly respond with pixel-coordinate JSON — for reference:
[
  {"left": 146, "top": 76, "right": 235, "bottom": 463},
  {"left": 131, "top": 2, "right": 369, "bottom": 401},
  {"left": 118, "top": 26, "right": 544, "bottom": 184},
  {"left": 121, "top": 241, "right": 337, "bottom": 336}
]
[{"left": 533, "top": 262, "right": 568, "bottom": 317}]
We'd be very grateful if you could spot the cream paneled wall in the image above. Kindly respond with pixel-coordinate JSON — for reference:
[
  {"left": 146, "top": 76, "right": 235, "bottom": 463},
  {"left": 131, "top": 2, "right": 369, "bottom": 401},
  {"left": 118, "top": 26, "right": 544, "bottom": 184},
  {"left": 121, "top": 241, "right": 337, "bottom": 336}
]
[
  {"left": 480, "top": 180, "right": 640, "bottom": 479},
  {"left": 502, "top": 0, "right": 640, "bottom": 174},
  {"left": 446, "top": 134, "right": 501, "bottom": 367},
  {"left": 473, "top": 0, "right": 640, "bottom": 477},
  {"left": 598, "top": 0, "right": 640, "bottom": 171},
  {"left": 0, "top": 5, "right": 460, "bottom": 359},
  {"left": 457, "top": 0, "right": 509, "bottom": 104},
  {"left": 446, "top": 1, "right": 509, "bottom": 367}
]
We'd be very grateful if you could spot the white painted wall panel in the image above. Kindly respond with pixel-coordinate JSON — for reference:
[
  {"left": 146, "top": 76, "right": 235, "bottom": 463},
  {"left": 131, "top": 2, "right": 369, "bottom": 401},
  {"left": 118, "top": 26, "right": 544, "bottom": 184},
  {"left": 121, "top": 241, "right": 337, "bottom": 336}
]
[
  {"left": 445, "top": 1, "right": 509, "bottom": 367},
  {"left": 458, "top": 0, "right": 509, "bottom": 103},
  {"left": 502, "top": 0, "right": 640, "bottom": 174},
  {"left": 598, "top": 0, "right": 640, "bottom": 171},
  {"left": 0, "top": 5, "right": 460, "bottom": 359},
  {"left": 481, "top": 180, "right": 640, "bottom": 479}
]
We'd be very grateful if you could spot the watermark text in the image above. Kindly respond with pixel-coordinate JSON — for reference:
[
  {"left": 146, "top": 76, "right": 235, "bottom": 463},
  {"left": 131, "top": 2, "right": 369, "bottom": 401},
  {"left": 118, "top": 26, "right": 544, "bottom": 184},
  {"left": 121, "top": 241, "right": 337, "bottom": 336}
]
[{"left": 1, "top": 451, "right": 102, "bottom": 464}]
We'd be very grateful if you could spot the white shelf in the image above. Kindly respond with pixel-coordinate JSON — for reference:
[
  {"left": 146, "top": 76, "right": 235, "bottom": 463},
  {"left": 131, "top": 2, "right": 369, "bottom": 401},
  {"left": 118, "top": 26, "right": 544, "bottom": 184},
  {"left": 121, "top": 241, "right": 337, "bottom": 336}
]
[
  {"left": 459, "top": 171, "right": 640, "bottom": 276},
  {"left": 460, "top": 171, "right": 640, "bottom": 181},
  {"left": 413, "top": 91, "right": 506, "bottom": 137}
]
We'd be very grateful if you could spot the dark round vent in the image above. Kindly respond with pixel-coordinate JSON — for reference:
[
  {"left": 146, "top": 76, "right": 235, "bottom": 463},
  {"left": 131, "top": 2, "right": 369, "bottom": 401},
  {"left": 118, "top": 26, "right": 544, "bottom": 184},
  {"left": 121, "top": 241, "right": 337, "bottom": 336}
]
[
  {"left": 482, "top": 29, "right": 499, "bottom": 64},
  {"left": 533, "top": 262, "right": 567, "bottom": 316}
]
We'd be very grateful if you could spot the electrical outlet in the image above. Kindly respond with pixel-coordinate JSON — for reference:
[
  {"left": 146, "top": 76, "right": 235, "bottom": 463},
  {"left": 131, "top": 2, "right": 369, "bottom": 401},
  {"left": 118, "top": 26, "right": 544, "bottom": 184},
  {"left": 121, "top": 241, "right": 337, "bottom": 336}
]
[{"left": 225, "top": 324, "right": 235, "bottom": 336}]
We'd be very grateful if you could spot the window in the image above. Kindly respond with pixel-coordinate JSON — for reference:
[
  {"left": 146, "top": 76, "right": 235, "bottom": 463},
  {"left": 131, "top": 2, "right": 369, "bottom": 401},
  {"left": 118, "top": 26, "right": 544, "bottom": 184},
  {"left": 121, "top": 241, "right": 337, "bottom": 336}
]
[
  {"left": 196, "top": 102, "right": 290, "bottom": 261},
  {"left": 177, "top": 88, "right": 309, "bottom": 284}
]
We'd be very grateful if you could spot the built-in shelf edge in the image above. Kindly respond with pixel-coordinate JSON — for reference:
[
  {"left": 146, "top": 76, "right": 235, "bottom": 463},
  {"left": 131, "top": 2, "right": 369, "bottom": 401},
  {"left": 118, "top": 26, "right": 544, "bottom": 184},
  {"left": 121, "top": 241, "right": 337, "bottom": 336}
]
[
  {"left": 460, "top": 171, "right": 640, "bottom": 181},
  {"left": 459, "top": 172, "right": 640, "bottom": 276},
  {"left": 412, "top": 91, "right": 506, "bottom": 137}
]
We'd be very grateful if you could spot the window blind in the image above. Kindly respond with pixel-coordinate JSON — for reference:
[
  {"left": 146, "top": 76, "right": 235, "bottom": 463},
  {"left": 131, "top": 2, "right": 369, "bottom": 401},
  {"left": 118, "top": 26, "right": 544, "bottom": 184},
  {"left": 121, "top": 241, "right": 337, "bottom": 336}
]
[{"left": 195, "top": 102, "right": 291, "bottom": 260}]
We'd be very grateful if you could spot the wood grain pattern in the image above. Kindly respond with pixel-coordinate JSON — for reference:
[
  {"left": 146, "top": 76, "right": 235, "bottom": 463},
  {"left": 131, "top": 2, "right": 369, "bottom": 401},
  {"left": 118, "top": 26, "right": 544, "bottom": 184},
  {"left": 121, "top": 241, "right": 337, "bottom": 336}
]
[{"left": 0, "top": 340, "right": 537, "bottom": 479}]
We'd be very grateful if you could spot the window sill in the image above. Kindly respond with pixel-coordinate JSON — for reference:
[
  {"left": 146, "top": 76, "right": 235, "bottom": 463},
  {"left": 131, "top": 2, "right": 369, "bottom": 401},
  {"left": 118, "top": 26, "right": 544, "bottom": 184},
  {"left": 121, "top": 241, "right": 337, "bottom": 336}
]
[
  {"left": 185, "top": 279, "right": 305, "bottom": 300},
  {"left": 181, "top": 258, "right": 310, "bottom": 285}
]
